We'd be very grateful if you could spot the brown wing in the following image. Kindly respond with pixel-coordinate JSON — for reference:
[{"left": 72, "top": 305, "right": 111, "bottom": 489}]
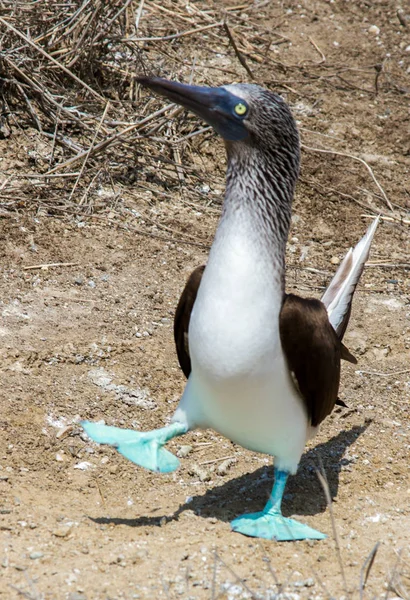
[
  {"left": 279, "top": 293, "right": 343, "bottom": 427},
  {"left": 174, "top": 265, "right": 205, "bottom": 378}
]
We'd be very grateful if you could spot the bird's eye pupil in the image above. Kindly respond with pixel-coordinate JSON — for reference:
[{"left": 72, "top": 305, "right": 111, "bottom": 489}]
[{"left": 234, "top": 103, "right": 247, "bottom": 116}]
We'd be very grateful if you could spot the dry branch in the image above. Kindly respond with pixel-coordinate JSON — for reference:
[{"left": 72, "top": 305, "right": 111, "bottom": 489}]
[
  {"left": 0, "top": 16, "right": 105, "bottom": 102},
  {"left": 302, "top": 144, "right": 394, "bottom": 211}
]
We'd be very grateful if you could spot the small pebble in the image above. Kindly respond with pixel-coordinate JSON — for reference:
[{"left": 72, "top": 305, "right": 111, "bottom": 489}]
[
  {"left": 56, "top": 425, "right": 74, "bottom": 440},
  {"left": 294, "top": 578, "right": 315, "bottom": 588},
  {"left": 52, "top": 525, "right": 72, "bottom": 538},
  {"left": 368, "top": 25, "right": 380, "bottom": 35},
  {"left": 29, "top": 552, "right": 44, "bottom": 560},
  {"left": 74, "top": 461, "right": 92, "bottom": 470},
  {"left": 177, "top": 445, "right": 193, "bottom": 458},
  {"left": 189, "top": 464, "right": 211, "bottom": 482},
  {"left": 330, "top": 256, "right": 340, "bottom": 265},
  {"left": 216, "top": 458, "right": 236, "bottom": 476},
  {"left": 88, "top": 280, "right": 96, "bottom": 288}
]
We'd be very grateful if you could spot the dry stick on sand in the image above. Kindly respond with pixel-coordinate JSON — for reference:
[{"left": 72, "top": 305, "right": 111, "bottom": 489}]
[
  {"left": 302, "top": 144, "right": 394, "bottom": 211},
  {"left": 125, "top": 21, "right": 223, "bottom": 42},
  {"left": 356, "top": 368, "right": 410, "bottom": 377},
  {"left": 45, "top": 103, "right": 175, "bottom": 175},
  {"left": 316, "top": 459, "right": 349, "bottom": 595},
  {"left": 213, "top": 551, "right": 258, "bottom": 600},
  {"left": 3, "top": 56, "right": 96, "bottom": 134},
  {"left": 211, "top": 551, "right": 218, "bottom": 600},
  {"left": 9, "top": 571, "right": 43, "bottom": 600},
  {"left": 366, "top": 263, "right": 410, "bottom": 268},
  {"left": 308, "top": 37, "right": 326, "bottom": 64},
  {"left": 362, "top": 213, "right": 410, "bottom": 226},
  {"left": 359, "top": 541, "right": 380, "bottom": 600},
  {"left": 223, "top": 21, "right": 254, "bottom": 79},
  {"left": 23, "top": 262, "right": 79, "bottom": 270},
  {"left": 384, "top": 550, "right": 404, "bottom": 600},
  {"left": 199, "top": 455, "right": 236, "bottom": 466},
  {"left": 134, "top": 0, "right": 145, "bottom": 33},
  {"left": 0, "top": 17, "right": 105, "bottom": 103},
  {"left": 79, "top": 168, "right": 103, "bottom": 207},
  {"left": 69, "top": 101, "right": 110, "bottom": 203}
]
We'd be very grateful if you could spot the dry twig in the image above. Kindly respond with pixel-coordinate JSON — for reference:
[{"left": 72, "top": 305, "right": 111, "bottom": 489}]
[{"left": 302, "top": 144, "right": 394, "bottom": 211}]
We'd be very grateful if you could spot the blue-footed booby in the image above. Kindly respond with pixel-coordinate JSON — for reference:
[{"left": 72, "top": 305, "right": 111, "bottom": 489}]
[{"left": 82, "top": 77, "right": 379, "bottom": 541}]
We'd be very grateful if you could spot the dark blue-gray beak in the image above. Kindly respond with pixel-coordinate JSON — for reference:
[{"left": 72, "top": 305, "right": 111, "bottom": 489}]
[{"left": 137, "top": 76, "right": 249, "bottom": 142}]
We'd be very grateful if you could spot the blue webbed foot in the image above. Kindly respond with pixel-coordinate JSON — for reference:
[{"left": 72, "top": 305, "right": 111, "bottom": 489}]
[
  {"left": 231, "top": 511, "right": 326, "bottom": 541},
  {"left": 81, "top": 421, "right": 187, "bottom": 473},
  {"left": 231, "top": 467, "right": 326, "bottom": 541}
]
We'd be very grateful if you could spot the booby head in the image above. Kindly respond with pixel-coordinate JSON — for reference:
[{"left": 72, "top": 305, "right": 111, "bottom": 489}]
[{"left": 137, "top": 77, "right": 299, "bottom": 154}]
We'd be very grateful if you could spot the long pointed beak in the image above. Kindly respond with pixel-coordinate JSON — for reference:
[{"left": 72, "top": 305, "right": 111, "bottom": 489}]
[{"left": 137, "top": 76, "right": 248, "bottom": 141}]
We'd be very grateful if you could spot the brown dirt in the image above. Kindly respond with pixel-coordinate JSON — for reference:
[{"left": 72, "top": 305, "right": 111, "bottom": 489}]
[{"left": 1, "top": 1, "right": 410, "bottom": 599}]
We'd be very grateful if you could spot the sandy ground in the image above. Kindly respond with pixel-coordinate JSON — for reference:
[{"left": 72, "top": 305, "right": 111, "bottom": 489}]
[{"left": 1, "top": 0, "right": 410, "bottom": 599}]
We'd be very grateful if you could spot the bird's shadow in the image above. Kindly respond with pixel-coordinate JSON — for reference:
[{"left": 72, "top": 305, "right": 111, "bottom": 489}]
[{"left": 90, "top": 422, "right": 369, "bottom": 529}]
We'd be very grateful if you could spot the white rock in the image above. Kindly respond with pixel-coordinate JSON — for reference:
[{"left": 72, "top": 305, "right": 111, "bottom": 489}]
[
  {"left": 177, "top": 445, "right": 193, "bottom": 458},
  {"left": 74, "top": 461, "right": 93, "bottom": 470},
  {"left": 368, "top": 25, "right": 380, "bottom": 35}
]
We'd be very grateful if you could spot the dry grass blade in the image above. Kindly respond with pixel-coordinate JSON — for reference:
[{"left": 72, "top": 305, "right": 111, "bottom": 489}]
[
  {"left": 2, "top": 56, "right": 95, "bottom": 132},
  {"left": 126, "top": 21, "right": 223, "bottom": 42},
  {"left": 302, "top": 144, "right": 394, "bottom": 211},
  {"left": 211, "top": 550, "right": 218, "bottom": 600},
  {"left": 22, "top": 262, "right": 79, "bottom": 271},
  {"left": 308, "top": 37, "right": 326, "bottom": 64},
  {"left": 213, "top": 552, "right": 258, "bottom": 600},
  {"left": 316, "top": 458, "right": 349, "bottom": 595},
  {"left": 385, "top": 551, "right": 404, "bottom": 600},
  {"left": 69, "top": 101, "right": 110, "bottom": 202},
  {"left": 356, "top": 369, "right": 410, "bottom": 377},
  {"left": 223, "top": 22, "right": 254, "bottom": 79},
  {"left": 0, "top": 16, "right": 105, "bottom": 103},
  {"left": 45, "top": 103, "right": 175, "bottom": 175},
  {"left": 8, "top": 572, "right": 44, "bottom": 600},
  {"left": 134, "top": 0, "right": 145, "bottom": 33},
  {"left": 8, "top": 585, "right": 41, "bottom": 600},
  {"left": 361, "top": 213, "right": 410, "bottom": 226},
  {"left": 360, "top": 541, "right": 380, "bottom": 599}
]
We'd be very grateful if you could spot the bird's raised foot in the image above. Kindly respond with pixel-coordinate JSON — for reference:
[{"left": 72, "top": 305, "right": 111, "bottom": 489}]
[
  {"left": 231, "top": 511, "right": 326, "bottom": 541},
  {"left": 81, "top": 421, "right": 187, "bottom": 473}
]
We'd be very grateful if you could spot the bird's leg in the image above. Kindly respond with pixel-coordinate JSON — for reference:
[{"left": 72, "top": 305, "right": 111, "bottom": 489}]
[
  {"left": 231, "top": 467, "right": 326, "bottom": 541},
  {"left": 81, "top": 420, "right": 188, "bottom": 473}
]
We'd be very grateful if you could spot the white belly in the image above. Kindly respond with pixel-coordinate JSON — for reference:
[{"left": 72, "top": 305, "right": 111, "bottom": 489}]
[{"left": 172, "top": 214, "right": 309, "bottom": 473}]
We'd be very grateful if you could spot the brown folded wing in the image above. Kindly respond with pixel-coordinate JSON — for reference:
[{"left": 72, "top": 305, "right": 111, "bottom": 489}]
[
  {"left": 174, "top": 265, "right": 205, "bottom": 378},
  {"left": 279, "top": 294, "right": 344, "bottom": 427}
]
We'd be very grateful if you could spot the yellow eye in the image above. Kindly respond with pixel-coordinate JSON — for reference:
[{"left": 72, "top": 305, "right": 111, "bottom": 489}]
[{"left": 234, "top": 103, "right": 247, "bottom": 116}]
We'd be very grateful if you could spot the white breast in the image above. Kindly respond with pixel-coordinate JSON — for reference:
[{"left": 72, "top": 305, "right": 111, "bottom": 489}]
[
  {"left": 172, "top": 213, "right": 309, "bottom": 473},
  {"left": 191, "top": 218, "right": 281, "bottom": 377}
]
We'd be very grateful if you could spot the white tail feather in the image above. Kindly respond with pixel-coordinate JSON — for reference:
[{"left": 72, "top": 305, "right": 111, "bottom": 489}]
[{"left": 322, "top": 217, "right": 380, "bottom": 337}]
